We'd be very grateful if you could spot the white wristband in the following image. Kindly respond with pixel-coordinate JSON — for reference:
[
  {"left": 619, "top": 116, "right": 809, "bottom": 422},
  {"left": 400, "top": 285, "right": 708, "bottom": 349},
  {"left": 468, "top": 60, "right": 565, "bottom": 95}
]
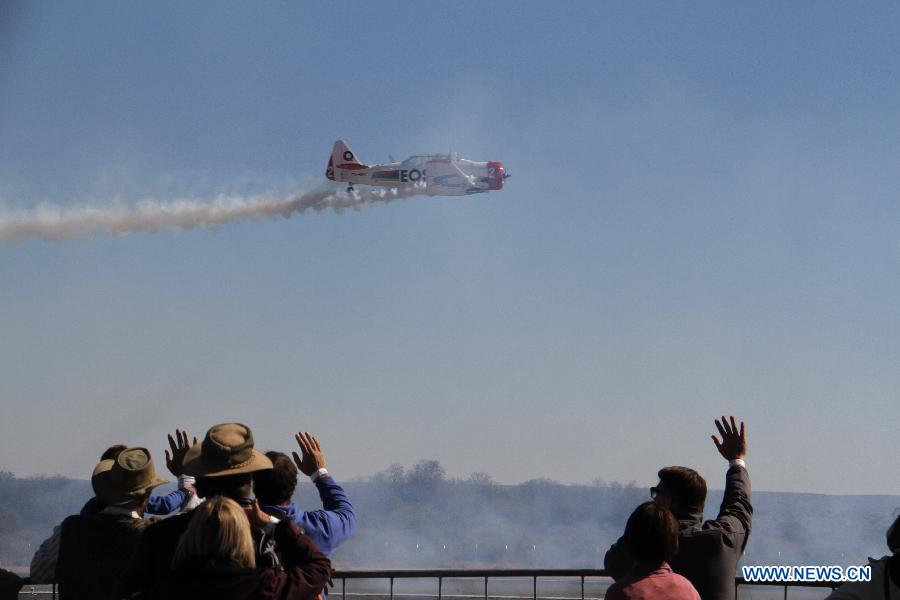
[
  {"left": 729, "top": 458, "right": 746, "bottom": 469},
  {"left": 178, "top": 475, "right": 196, "bottom": 489},
  {"left": 311, "top": 468, "right": 329, "bottom": 481}
]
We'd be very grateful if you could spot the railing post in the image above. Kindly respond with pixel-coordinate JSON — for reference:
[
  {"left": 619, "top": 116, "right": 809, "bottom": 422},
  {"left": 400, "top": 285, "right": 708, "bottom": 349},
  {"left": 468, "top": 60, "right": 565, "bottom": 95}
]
[
  {"left": 484, "top": 576, "right": 489, "bottom": 600},
  {"left": 390, "top": 577, "right": 394, "bottom": 600},
  {"left": 533, "top": 575, "right": 537, "bottom": 600},
  {"left": 581, "top": 575, "right": 585, "bottom": 600},
  {"left": 342, "top": 577, "right": 346, "bottom": 600},
  {"left": 438, "top": 576, "right": 443, "bottom": 600}
]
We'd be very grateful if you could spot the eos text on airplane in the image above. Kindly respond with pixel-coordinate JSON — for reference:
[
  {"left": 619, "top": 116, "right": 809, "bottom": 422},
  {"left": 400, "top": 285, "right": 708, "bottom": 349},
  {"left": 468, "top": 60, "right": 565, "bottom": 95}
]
[{"left": 326, "top": 140, "right": 510, "bottom": 196}]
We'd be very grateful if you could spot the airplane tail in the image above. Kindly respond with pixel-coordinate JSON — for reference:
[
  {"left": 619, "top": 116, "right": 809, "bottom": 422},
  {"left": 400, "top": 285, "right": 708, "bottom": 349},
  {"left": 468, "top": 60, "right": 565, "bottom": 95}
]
[{"left": 327, "top": 140, "right": 368, "bottom": 181}]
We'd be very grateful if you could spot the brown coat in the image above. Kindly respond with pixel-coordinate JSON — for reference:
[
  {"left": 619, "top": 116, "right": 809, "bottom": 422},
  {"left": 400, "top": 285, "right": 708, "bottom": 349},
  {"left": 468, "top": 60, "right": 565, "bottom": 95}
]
[
  {"left": 142, "top": 519, "right": 331, "bottom": 600},
  {"left": 117, "top": 510, "right": 331, "bottom": 600},
  {"left": 56, "top": 513, "right": 152, "bottom": 600}
]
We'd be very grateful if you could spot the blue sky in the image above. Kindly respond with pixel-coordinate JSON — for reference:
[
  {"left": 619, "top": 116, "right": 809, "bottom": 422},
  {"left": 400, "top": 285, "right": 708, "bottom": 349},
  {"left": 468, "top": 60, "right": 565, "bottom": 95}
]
[{"left": 1, "top": 1, "right": 898, "bottom": 495}]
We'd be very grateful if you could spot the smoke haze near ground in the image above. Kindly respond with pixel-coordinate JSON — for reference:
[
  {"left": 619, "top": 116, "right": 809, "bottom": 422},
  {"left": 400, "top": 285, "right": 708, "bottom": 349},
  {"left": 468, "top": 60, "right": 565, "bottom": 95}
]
[
  {"left": 2, "top": 466, "right": 898, "bottom": 572},
  {"left": 0, "top": 184, "right": 425, "bottom": 243}
]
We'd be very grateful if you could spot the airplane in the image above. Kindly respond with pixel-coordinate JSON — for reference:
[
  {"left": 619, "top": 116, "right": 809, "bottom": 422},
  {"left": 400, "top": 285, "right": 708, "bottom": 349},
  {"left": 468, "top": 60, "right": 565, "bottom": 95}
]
[{"left": 325, "top": 140, "right": 510, "bottom": 196}]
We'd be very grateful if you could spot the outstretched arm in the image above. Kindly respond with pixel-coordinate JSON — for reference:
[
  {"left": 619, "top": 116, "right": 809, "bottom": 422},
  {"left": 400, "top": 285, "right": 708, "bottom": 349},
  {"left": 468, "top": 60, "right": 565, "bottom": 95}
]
[
  {"left": 710, "top": 416, "right": 752, "bottom": 552},
  {"left": 292, "top": 432, "right": 357, "bottom": 554},
  {"left": 145, "top": 488, "right": 190, "bottom": 515}
]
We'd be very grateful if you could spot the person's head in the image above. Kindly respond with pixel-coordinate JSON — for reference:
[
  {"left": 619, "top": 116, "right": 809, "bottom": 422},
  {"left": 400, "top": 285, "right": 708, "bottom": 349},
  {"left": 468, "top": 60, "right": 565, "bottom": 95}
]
[
  {"left": 100, "top": 444, "right": 127, "bottom": 461},
  {"left": 887, "top": 515, "right": 900, "bottom": 554},
  {"left": 195, "top": 473, "right": 254, "bottom": 504},
  {"left": 91, "top": 447, "right": 168, "bottom": 515},
  {"left": 171, "top": 496, "right": 256, "bottom": 570},
  {"left": 624, "top": 501, "right": 680, "bottom": 565},
  {"left": 253, "top": 452, "right": 298, "bottom": 506},
  {"left": 181, "top": 423, "right": 274, "bottom": 503},
  {"left": 653, "top": 466, "right": 707, "bottom": 514}
]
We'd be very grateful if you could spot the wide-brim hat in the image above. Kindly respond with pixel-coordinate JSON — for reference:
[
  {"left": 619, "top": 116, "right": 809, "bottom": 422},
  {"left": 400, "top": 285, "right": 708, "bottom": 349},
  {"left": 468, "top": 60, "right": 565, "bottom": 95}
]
[
  {"left": 91, "top": 447, "right": 168, "bottom": 507},
  {"left": 182, "top": 423, "right": 273, "bottom": 478}
]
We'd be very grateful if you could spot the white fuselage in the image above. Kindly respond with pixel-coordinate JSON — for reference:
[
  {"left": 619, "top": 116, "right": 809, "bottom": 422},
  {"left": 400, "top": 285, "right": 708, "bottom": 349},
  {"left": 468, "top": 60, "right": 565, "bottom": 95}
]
[
  {"left": 326, "top": 141, "right": 508, "bottom": 196},
  {"left": 335, "top": 158, "right": 504, "bottom": 196}
]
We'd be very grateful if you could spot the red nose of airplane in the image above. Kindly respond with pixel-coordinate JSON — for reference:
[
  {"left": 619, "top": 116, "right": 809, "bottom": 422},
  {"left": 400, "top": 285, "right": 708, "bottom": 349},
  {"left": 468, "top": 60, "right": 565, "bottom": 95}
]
[{"left": 487, "top": 161, "right": 506, "bottom": 190}]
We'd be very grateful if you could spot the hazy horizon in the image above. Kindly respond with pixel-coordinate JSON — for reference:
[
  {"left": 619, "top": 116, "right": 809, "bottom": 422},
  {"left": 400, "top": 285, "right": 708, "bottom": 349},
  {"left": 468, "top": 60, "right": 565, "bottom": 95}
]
[{"left": 2, "top": 470, "right": 898, "bottom": 572}]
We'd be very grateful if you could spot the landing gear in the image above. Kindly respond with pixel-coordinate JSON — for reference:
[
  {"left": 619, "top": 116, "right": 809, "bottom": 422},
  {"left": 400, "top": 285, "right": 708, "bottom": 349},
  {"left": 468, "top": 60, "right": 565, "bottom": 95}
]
[{"left": 347, "top": 185, "right": 354, "bottom": 193}]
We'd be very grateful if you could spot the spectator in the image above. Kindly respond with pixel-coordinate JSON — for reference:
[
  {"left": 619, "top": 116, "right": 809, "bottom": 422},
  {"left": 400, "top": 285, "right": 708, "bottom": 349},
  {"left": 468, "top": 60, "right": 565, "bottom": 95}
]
[
  {"left": 146, "top": 496, "right": 331, "bottom": 600},
  {"left": 32, "top": 447, "right": 168, "bottom": 598},
  {"left": 117, "top": 423, "right": 277, "bottom": 598},
  {"left": 826, "top": 514, "right": 900, "bottom": 599},
  {"left": 605, "top": 501, "right": 700, "bottom": 600},
  {"left": 255, "top": 432, "right": 357, "bottom": 556},
  {"left": 80, "top": 435, "right": 197, "bottom": 517},
  {"left": 605, "top": 416, "right": 752, "bottom": 600}
]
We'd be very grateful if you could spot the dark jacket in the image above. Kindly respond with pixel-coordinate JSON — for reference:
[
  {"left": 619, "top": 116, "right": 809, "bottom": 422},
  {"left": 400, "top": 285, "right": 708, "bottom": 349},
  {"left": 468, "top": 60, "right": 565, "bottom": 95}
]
[
  {"left": 0, "top": 568, "right": 24, "bottom": 600},
  {"left": 605, "top": 465, "right": 752, "bottom": 600},
  {"left": 144, "top": 520, "right": 331, "bottom": 600},
  {"left": 56, "top": 512, "right": 152, "bottom": 600},
  {"left": 116, "top": 507, "right": 281, "bottom": 598}
]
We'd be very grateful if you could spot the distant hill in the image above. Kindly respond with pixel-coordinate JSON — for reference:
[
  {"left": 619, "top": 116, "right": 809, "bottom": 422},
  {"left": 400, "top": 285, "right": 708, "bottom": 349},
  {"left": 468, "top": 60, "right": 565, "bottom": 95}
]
[
  {"left": 2, "top": 467, "right": 897, "bottom": 571},
  {"left": 0, "top": 472, "right": 92, "bottom": 568}
]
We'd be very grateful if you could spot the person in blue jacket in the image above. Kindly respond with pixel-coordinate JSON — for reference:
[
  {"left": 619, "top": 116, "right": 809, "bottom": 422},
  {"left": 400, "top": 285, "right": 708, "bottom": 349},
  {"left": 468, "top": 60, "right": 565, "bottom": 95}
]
[
  {"left": 80, "top": 432, "right": 197, "bottom": 516},
  {"left": 255, "top": 431, "right": 357, "bottom": 557}
]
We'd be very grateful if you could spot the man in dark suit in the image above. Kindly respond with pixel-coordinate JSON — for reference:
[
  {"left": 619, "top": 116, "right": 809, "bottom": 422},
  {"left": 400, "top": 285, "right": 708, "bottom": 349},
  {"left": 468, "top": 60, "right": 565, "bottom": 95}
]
[{"left": 605, "top": 416, "right": 752, "bottom": 600}]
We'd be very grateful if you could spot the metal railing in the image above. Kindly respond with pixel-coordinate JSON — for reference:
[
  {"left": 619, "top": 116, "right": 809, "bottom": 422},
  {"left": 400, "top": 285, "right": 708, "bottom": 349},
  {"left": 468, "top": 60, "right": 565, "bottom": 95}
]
[
  {"left": 17, "top": 569, "right": 842, "bottom": 599},
  {"left": 330, "top": 569, "right": 839, "bottom": 600},
  {"left": 733, "top": 575, "right": 838, "bottom": 599}
]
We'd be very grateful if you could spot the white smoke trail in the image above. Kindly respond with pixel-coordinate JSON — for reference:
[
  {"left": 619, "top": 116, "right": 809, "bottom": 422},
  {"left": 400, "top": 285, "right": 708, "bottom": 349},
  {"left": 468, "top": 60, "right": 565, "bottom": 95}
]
[{"left": 0, "top": 184, "right": 426, "bottom": 243}]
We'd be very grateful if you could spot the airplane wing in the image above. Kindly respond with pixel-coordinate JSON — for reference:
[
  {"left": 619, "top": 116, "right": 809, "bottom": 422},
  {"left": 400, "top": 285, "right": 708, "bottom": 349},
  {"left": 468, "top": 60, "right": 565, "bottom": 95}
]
[
  {"left": 449, "top": 161, "right": 477, "bottom": 186},
  {"left": 425, "top": 159, "right": 482, "bottom": 196}
]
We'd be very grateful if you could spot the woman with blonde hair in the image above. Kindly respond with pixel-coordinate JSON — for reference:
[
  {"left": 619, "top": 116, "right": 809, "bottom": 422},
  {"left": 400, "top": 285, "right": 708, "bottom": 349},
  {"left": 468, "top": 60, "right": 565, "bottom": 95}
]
[{"left": 150, "top": 496, "right": 331, "bottom": 600}]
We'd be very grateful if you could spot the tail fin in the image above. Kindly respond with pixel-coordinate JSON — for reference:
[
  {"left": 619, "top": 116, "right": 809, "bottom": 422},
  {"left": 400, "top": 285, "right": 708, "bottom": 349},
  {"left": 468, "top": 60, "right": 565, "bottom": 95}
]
[{"left": 330, "top": 140, "right": 368, "bottom": 172}]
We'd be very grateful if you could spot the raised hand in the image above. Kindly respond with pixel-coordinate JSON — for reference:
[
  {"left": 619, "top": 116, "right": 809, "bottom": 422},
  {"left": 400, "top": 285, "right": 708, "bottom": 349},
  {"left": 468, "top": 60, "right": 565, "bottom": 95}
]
[
  {"left": 292, "top": 431, "right": 326, "bottom": 476},
  {"left": 711, "top": 416, "right": 747, "bottom": 461},
  {"left": 165, "top": 428, "right": 198, "bottom": 477}
]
